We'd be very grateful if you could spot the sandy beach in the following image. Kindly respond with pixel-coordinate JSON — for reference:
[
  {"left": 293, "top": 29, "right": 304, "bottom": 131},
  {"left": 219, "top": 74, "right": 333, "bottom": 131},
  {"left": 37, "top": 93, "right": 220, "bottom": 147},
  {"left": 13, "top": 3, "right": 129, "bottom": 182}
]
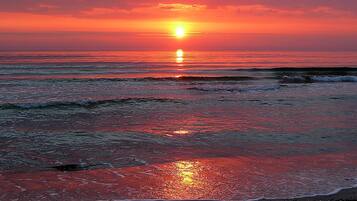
[{"left": 261, "top": 187, "right": 357, "bottom": 201}]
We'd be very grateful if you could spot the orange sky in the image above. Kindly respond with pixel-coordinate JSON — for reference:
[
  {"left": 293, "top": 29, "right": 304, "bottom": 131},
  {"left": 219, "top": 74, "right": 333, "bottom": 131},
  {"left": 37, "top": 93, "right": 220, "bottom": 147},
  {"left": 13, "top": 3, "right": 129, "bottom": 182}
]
[{"left": 1, "top": 0, "right": 357, "bottom": 50}]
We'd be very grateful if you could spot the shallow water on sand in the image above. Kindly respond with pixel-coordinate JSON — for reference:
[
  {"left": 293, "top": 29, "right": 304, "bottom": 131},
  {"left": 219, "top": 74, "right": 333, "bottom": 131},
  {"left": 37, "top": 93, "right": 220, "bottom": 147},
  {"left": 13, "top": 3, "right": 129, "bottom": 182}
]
[{"left": 0, "top": 51, "right": 357, "bottom": 200}]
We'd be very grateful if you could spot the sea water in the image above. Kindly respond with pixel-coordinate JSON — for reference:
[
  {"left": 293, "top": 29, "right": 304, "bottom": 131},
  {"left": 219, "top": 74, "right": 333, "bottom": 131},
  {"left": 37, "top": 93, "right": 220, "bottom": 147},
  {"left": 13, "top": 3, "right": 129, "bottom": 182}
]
[{"left": 0, "top": 51, "right": 357, "bottom": 200}]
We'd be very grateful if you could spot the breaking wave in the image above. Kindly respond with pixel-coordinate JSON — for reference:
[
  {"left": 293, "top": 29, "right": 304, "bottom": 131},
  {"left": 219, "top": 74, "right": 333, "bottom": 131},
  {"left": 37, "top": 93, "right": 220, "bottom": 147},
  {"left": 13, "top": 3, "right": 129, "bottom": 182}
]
[
  {"left": 187, "top": 85, "right": 281, "bottom": 93},
  {"left": 311, "top": 76, "right": 357, "bottom": 82},
  {"left": 0, "top": 98, "right": 181, "bottom": 110},
  {"left": 280, "top": 75, "right": 357, "bottom": 83}
]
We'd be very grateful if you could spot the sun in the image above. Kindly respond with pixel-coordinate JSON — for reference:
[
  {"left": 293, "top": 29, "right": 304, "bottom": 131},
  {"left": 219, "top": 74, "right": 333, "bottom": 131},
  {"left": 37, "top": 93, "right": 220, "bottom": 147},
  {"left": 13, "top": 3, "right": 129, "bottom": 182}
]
[{"left": 175, "top": 27, "right": 186, "bottom": 39}]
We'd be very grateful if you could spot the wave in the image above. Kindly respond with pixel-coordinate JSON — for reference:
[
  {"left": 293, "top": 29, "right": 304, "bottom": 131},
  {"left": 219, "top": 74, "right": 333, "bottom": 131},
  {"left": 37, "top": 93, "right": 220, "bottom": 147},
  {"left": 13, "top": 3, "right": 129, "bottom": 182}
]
[
  {"left": 145, "top": 76, "right": 257, "bottom": 81},
  {"left": 0, "top": 98, "right": 181, "bottom": 110},
  {"left": 311, "top": 75, "right": 357, "bottom": 82},
  {"left": 82, "top": 76, "right": 256, "bottom": 82},
  {"left": 252, "top": 67, "right": 357, "bottom": 71},
  {"left": 280, "top": 75, "right": 357, "bottom": 83},
  {"left": 188, "top": 85, "right": 280, "bottom": 93},
  {"left": 13, "top": 76, "right": 258, "bottom": 83}
]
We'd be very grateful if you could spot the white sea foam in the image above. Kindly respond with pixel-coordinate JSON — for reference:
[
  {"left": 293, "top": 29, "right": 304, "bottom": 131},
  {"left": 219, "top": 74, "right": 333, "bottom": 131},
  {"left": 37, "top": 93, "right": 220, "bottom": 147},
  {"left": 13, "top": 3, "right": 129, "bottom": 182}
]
[
  {"left": 311, "top": 75, "right": 357, "bottom": 82},
  {"left": 282, "top": 75, "right": 357, "bottom": 83}
]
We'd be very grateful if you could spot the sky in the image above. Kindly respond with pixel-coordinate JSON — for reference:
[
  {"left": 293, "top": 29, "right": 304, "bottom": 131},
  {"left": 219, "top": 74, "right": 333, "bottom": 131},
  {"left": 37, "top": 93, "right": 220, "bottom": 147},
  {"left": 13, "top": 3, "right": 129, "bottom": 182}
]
[{"left": 1, "top": 0, "right": 357, "bottom": 51}]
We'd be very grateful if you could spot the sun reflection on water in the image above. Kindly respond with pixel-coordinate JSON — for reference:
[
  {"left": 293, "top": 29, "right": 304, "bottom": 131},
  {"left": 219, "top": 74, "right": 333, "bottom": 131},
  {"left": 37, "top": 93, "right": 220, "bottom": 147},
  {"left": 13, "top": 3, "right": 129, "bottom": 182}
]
[
  {"left": 176, "top": 49, "right": 184, "bottom": 57},
  {"left": 176, "top": 57, "right": 184, "bottom": 63},
  {"left": 175, "top": 49, "right": 185, "bottom": 76},
  {"left": 176, "top": 161, "right": 195, "bottom": 185},
  {"left": 176, "top": 49, "right": 184, "bottom": 66},
  {"left": 173, "top": 130, "right": 190, "bottom": 135},
  {"left": 159, "top": 160, "right": 207, "bottom": 199}
]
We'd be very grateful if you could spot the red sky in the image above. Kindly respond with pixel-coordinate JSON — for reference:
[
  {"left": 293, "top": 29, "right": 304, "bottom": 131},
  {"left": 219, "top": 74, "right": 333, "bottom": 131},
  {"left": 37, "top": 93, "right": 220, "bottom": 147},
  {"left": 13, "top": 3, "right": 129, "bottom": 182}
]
[{"left": 1, "top": 0, "right": 357, "bottom": 51}]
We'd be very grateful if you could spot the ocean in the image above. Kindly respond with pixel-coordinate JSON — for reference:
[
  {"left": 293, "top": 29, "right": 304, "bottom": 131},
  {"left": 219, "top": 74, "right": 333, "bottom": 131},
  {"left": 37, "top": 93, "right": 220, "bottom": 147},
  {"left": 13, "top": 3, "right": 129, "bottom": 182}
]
[{"left": 0, "top": 50, "right": 357, "bottom": 200}]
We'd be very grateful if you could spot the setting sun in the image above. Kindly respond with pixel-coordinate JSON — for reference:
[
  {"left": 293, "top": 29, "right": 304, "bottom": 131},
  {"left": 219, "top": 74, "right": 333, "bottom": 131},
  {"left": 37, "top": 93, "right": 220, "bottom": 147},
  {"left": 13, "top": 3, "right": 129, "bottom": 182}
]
[
  {"left": 175, "top": 27, "right": 186, "bottom": 38},
  {"left": 2, "top": 1, "right": 357, "bottom": 201}
]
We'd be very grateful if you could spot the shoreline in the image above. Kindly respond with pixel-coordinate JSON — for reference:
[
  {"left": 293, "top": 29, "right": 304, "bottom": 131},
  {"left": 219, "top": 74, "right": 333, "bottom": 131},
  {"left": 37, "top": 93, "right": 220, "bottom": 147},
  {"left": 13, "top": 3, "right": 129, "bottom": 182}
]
[{"left": 259, "top": 187, "right": 357, "bottom": 201}]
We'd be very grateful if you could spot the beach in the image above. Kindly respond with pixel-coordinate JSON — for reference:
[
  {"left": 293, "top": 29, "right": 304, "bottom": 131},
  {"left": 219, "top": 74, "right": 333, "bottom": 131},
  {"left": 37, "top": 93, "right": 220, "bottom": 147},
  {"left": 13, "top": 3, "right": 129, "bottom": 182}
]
[
  {"left": 261, "top": 187, "right": 357, "bottom": 201},
  {"left": 0, "top": 51, "right": 357, "bottom": 200}
]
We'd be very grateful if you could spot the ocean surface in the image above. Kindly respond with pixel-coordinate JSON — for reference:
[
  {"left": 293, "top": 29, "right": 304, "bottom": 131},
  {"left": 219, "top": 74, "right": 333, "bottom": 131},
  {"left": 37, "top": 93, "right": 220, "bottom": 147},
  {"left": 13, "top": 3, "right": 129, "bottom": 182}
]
[{"left": 0, "top": 50, "right": 357, "bottom": 200}]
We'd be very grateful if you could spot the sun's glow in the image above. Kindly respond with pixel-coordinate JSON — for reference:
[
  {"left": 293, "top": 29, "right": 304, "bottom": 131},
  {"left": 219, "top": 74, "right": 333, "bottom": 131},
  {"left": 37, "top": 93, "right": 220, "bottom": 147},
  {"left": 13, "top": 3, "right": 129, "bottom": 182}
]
[{"left": 175, "top": 27, "right": 186, "bottom": 38}]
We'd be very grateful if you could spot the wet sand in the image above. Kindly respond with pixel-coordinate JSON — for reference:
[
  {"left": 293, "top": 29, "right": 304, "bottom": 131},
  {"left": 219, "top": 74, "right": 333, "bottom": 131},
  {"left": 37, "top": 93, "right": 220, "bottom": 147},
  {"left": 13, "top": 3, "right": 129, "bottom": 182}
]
[
  {"left": 1, "top": 154, "right": 357, "bottom": 200},
  {"left": 261, "top": 187, "right": 357, "bottom": 201}
]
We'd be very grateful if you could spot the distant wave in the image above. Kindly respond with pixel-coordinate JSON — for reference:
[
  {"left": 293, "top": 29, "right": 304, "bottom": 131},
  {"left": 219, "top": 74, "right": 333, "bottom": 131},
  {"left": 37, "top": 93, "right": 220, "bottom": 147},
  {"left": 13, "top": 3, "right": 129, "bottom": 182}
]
[
  {"left": 281, "top": 75, "right": 357, "bottom": 83},
  {"left": 8, "top": 75, "right": 357, "bottom": 84},
  {"left": 269, "top": 67, "right": 356, "bottom": 70},
  {"left": 16, "top": 76, "right": 258, "bottom": 83},
  {"left": 143, "top": 76, "right": 257, "bottom": 81},
  {"left": 245, "top": 67, "right": 357, "bottom": 72},
  {"left": 0, "top": 98, "right": 181, "bottom": 110},
  {"left": 311, "top": 76, "right": 357, "bottom": 82},
  {"left": 188, "top": 85, "right": 280, "bottom": 93}
]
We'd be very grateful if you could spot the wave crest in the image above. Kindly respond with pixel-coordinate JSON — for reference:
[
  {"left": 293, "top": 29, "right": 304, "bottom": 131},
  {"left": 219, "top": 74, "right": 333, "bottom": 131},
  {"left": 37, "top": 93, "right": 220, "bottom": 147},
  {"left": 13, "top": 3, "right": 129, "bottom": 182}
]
[
  {"left": 188, "top": 85, "right": 280, "bottom": 93},
  {"left": 281, "top": 75, "right": 357, "bottom": 83},
  {"left": 0, "top": 98, "right": 181, "bottom": 110}
]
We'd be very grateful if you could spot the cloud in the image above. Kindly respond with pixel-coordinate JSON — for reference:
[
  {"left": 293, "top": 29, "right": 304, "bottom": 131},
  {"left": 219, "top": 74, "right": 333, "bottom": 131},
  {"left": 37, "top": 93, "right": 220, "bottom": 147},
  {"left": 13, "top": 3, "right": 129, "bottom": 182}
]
[
  {"left": 220, "top": 4, "right": 354, "bottom": 18},
  {"left": 158, "top": 3, "right": 206, "bottom": 11},
  {"left": 0, "top": 0, "right": 357, "bottom": 18}
]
